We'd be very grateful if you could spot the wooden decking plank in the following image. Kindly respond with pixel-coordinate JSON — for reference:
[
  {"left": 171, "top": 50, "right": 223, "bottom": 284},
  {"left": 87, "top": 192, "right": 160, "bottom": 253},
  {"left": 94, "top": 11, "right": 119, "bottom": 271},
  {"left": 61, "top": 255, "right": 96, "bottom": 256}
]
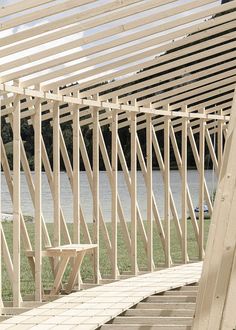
[
  {"left": 38, "top": 309, "right": 68, "bottom": 316},
  {"left": 112, "top": 316, "right": 193, "bottom": 325},
  {"left": 49, "top": 326, "right": 75, "bottom": 330},
  {"left": 67, "top": 326, "right": 97, "bottom": 330},
  {"left": 2, "top": 315, "right": 33, "bottom": 323},
  {"left": 0, "top": 324, "right": 17, "bottom": 330},
  {"left": 100, "top": 326, "right": 191, "bottom": 330},
  {"left": 8, "top": 325, "right": 35, "bottom": 330},
  {"left": 125, "top": 309, "right": 194, "bottom": 317},
  {"left": 26, "top": 325, "right": 54, "bottom": 330}
]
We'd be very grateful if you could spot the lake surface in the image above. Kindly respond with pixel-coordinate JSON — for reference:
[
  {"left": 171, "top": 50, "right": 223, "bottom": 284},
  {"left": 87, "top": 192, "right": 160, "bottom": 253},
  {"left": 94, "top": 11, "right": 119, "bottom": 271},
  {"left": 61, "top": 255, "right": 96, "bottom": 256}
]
[{"left": 1, "top": 170, "right": 217, "bottom": 222}]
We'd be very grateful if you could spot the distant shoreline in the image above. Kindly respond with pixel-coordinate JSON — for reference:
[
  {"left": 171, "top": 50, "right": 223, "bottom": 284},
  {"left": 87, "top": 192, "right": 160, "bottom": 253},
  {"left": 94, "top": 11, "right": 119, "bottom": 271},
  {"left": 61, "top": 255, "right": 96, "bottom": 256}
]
[
  {"left": 1, "top": 213, "right": 34, "bottom": 222},
  {"left": 1, "top": 213, "right": 13, "bottom": 222}
]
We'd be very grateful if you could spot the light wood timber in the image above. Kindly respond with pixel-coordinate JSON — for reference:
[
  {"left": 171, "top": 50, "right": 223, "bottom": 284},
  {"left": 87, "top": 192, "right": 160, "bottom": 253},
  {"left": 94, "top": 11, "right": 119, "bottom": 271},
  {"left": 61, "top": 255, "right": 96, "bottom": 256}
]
[
  {"left": 34, "top": 85, "right": 42, "bottom": 301},
  {"left": 111, "top": 104, "right": 118, "bottom": 279},
  {"left": 93, "top": 103, "right": 100, "bottom": 284},
  {"left": 164, "top": 106, "right": 171, "bottom": 268},
  {"left": 0, "top": 95, "right": 2, "bottom": 308},
  {"left": 181, "top": 106, "right": 188, "bottom": 264},
  {"left": 146, "top": 112, "right": 153, "bottom": 271},
  {"left": 52, "top": 89, "right": 61, "bottom": 274},
  {"left": 12, "top": 84, "right": 21, "bottom": 307},
  {"left": 130, "top": 110, "right": 138, "bottom": 275}
]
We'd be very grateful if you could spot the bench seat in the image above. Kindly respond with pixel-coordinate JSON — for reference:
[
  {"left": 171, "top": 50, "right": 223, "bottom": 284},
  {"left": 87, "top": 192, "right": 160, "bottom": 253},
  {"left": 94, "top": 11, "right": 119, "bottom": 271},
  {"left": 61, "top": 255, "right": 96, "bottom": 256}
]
[{"left": 25, "top": 244, "right": 97, "bottom": 296}]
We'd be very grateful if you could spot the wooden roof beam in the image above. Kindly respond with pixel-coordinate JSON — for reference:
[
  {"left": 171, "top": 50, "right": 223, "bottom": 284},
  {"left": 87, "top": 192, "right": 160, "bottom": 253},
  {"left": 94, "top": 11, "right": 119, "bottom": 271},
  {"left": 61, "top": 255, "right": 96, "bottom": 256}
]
[
  {"left": 53, "top": 11, "right": 236, "bottom": 96},
  {"left": 20, "top": 0, "right": 231, "bottom": 88},
  {"left": 0, "top": 0, "right": 167, "bottom": 60},
  {"left": 0, "top": 0, "right": 97, "bottom": 32},
  {"left": 45, "top": 8, "right": 236, "bottom": 93},
  {"left": 91, "top": 73, "right": 236, "bottom": 128},
  {"left": 110, "top": 51, "right": 236, "bottom": 104},
  {"left": 0, "top": 0, "right": 56, "bottom": 19}
]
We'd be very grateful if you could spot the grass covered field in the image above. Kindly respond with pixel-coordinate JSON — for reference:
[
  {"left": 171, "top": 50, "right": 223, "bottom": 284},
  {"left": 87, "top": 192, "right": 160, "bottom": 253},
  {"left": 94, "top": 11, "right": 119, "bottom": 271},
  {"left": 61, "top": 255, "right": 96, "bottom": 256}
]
[{"left": 1, "top": 220, "right": 210, "bottom": 301}]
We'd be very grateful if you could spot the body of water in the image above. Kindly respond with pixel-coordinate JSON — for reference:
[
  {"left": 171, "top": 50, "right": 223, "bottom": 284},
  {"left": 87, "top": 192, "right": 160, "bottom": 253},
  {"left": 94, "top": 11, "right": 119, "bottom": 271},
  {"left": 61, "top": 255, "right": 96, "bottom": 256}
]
[{"left": 1, "top": 170, "right": 217, "bottom": 222}]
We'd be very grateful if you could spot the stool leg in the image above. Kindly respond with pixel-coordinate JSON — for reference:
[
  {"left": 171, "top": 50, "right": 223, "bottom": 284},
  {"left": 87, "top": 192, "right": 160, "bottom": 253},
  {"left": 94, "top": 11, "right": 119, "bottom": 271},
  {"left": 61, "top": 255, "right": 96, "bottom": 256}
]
[
  {"left": 50, "top": 255, "right": 70, "bottom": 296},
  {"left": 65, "top": 251, "right": 86, "bottom": 293}
]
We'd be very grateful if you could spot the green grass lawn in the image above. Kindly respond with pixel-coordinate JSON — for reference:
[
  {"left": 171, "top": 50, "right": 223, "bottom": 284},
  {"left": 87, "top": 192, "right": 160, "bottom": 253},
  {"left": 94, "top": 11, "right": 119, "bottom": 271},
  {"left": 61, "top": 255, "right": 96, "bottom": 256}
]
[{"left": 1, "top": 220, "right": 210, "bottom": 301}]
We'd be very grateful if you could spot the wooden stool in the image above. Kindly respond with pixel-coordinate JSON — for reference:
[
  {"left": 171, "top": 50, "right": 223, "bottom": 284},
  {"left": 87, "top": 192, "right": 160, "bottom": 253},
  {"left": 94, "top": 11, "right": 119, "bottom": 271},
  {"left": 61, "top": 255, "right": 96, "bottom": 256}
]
[{"left": 26, "top": 244, "right": 97, "bottom": 296}]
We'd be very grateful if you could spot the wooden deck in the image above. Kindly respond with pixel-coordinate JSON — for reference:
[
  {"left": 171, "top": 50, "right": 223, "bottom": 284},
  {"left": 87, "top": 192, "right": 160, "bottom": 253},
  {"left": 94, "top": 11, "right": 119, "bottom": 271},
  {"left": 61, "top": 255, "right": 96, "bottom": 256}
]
[
  {"left": 101, "top": 283, "right": 199, "bottom": 329},
  {"left": 0, "top": 262, "right": 202, "bottom": 330}
]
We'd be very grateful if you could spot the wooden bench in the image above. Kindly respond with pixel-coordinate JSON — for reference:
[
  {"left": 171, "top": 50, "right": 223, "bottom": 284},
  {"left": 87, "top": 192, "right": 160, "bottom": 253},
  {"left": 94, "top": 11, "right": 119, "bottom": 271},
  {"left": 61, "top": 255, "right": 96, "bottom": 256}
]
[{"left": 26, "top": 244, "right": 97, "bottom": 296}]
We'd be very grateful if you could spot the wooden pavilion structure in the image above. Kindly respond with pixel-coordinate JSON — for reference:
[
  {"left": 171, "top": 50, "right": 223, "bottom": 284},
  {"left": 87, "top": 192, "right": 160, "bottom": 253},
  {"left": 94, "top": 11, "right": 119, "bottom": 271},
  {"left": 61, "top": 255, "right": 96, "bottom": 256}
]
[{"left": 0, "top": 0, "right": 236, "bottom": 328}]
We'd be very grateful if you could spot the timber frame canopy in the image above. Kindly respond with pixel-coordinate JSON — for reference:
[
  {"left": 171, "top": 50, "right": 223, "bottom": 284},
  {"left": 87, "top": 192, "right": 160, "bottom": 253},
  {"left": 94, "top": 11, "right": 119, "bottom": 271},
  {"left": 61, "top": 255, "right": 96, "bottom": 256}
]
[{"left": 0, "top": 0, "right": 236, "bottom": 308}]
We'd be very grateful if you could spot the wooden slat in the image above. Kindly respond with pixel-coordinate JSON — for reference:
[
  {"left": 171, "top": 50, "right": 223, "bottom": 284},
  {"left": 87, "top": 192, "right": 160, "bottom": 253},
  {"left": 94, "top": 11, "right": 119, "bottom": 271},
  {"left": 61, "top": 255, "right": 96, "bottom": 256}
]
[
  {"left": 0, "top": 83, "right": 230, "bottom": 122},
  {"left": 93, "top": 104, "right": 100, "bottom": 284},
  {"left": 60, "top": 13, "right": 235, "bottom": 97},
  {"left": 79, "top": 127, "right": 113, "bottom": 266},
  {"left": 152, "top": 128, "right": 182, "bottom": 255},
  {"left": 53, "top": 91, "right": 61, "bottom": 259},
  {"left": 0, "top": 0, "right": 55, "bottom": 18},
  {"left": 0, "top": 0, "right": 147, "bottom": 53},
  {"left": 12, "top": 86, "right": 21, "bottom": 307},
  {"left": 136, "top": 135, "right": 166, "bottom": 260},
  {"left": 198, "top": 109, "right": 205, "bottom": 261},
  {"left": 131, "top": 111, "right": 138, "bottom": 275},
  {"left": 164, "top": 106, "right": 171, "bottom": 268},
  {"left": 0, "top": 0, "right": 167, "bottom": 64},
  {"left": 0, "top": 138, "right": 35, "bottom": 282},
  {"left": 1, "top": 0, "right": 215, "bottom": 81},
  {"left": 169, "top": 126, "right": 199, "bottom": 245},
  {"left": 111, "top": 106, "right": 118, "bottom": 279},
  {"left": 181, "top": 106, "right": 188, "bottom": 264},
  {"left": 34, "top": 86, "right": 42, "bottom": 301},
  {"left": 99, "top": 126, "right": 131, "bottom": 260},
  {"left": 146, "top": 113, "right": 153, "bottom": 271},
  {"left": 116, "top": 136, "right": 149, "bottom": 261},
  {"left": 72, "top": 91, "right": 80, "bottom": 287},
  {"left": 20, "top": 0, "right": 230, "bottom": 87},
  {"left": 0, "top": 0, "right": 96, "bottom": 32},
  {"left": 0, "top": 93, "right": 2, "bottom": 307}
]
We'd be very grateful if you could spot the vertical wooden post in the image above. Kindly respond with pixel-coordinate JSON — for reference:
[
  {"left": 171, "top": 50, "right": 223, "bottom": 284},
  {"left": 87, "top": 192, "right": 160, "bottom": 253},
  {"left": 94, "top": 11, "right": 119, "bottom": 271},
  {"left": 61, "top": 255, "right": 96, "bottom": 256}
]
[
  {"left": 99, "top": 127, "right": 130, "bottom": 266},
  {"left": 53, "top": 90, "right": 60, "bottom": 269},
  {"left": 181, "top": 105, "right": 188, "bottom": 263},
  {"left": 188, "top": 127, "right": 213, "bottom": 217},
  {"left": 1, "top": 135, "right": 35, "bottom": 280},
  {"left": 218, "top": 109, "right": 223, "bottom": 170},
  {"left": 73, "top": 91, "right": 80, "bottom": 287},
  {"left": 13, "top": 82, "right": 21, "bottom": 307},
  {"left": 164, "top": 105, "right": 171, "bottom": 268},
  {"left": 131, "top": 110, "right": 138, "bottom": 275},
  {"left": 146, "top": 112, "right": 153, "bottom": 271},
  {"left": 0, "top": 94, "right": 2, "bottom": 306},
  {"left": 73, "top": 93, "right": 80, "bottom": 244},
  {"left": 93, "top": 104, "right": 99, "bottom": 283},
  {"left": 199, "top": 108, "right": 205, "bottom": 260},
  {"left": 34, "top": 86, "right": 42, "bottom": 301},
  {"left": 111, "top": 106, "right": 118, "bottom": 279}
]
